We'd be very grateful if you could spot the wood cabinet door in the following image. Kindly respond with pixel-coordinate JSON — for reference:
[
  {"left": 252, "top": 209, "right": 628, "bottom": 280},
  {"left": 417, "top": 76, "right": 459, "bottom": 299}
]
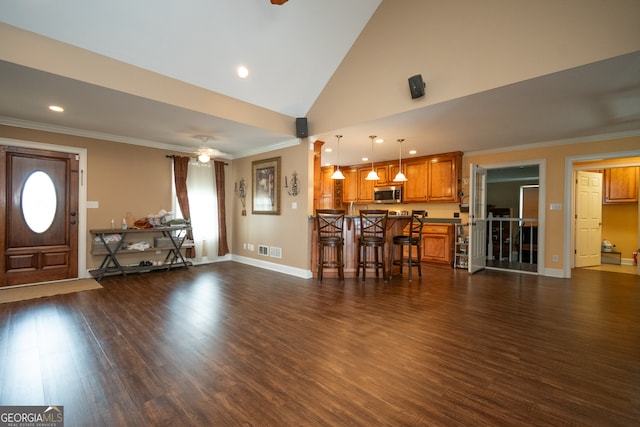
[
  {"left": 421, "top": 224, "right": 453, "bottom": 264},
  {"left": 342, "top": 168, "right": 358, "bottom": 202},
  {"left": 604, "top": 166, "right": 639, "bottom": 203},
  {"left": 404, "top": 160, "right": 427, "bottom": 201},
  {"left": 389, "top": 164, "right": 403, "bottom": 183},
  {"left": 358, "top": 168, "right": 375, "bottom": 202},
  {"left": 318, "top": 167, "right": 335, "bottom": 209},
  {"left": 427, "top": 153, "right": 460, "bottom": 202},
  {"left": 375, "top": 165, "right": 389, "bottom": 185}
]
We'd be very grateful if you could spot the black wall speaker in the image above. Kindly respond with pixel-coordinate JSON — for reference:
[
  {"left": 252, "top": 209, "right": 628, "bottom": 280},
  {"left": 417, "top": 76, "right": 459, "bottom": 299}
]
[
  {"left": 296, "top": 117, "right": 308, "bottom": 138},
  {"left": 408, "top": 74, "right": 426, "bottom": 99}
]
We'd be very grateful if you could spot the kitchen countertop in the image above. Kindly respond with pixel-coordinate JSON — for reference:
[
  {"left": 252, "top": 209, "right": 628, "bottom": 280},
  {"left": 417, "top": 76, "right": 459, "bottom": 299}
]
[{"left": 309, "top": 214, "right": 462, "bottom": 224}]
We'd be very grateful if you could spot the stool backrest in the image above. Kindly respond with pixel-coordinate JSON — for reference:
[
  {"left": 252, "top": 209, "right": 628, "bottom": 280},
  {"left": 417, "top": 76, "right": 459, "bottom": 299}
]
[
  {"left": 359, "top": 209, "right": 389, "bottom": 240},
  {"left": 316, "top": 209, "right": 346, "bottom": 240},
  {"left": 409, "top": 210, "right": 427, "bottom": 239}
]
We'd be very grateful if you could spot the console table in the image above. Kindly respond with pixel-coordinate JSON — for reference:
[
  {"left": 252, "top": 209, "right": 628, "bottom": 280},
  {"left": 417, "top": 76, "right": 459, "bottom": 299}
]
[{"left": 89, "top": 225, "right": 192, "bottom": 279}]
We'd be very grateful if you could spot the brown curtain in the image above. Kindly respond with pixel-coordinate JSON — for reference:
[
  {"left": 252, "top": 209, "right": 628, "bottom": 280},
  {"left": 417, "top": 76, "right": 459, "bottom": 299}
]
[
  {"left": 173, "top": 156, "right": 195, "bottom": 258},
  {"left": 214, "top": 160, "right": 230, "bottom": 256}
]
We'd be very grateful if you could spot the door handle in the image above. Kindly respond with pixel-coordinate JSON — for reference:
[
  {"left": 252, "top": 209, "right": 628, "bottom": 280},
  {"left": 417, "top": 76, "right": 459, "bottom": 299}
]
[
  {"left": 70, "top": 221, "right": 77, "bottom": 225},
  {"left": 70, "top": 212, "right": 77, "bottom": 216}
]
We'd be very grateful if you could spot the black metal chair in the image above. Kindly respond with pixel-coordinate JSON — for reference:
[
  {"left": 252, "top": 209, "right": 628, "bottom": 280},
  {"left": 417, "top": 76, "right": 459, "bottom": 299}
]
[
  {"left": 390, "top": 210, "right": 426, "bottom": 282},
  {"left": 356, "top": 209, "right": 389, "bottom": 281},
  {"left": 315, "top": 209, "right": 346, "bottom": 282}
]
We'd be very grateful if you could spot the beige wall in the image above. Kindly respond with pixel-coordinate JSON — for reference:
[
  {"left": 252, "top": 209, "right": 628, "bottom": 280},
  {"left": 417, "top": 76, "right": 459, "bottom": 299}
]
[
  {"left": 463, "top": 135, "right": 640, "bottom": 274},
  {"left": 230, "top": 141, "right": 313, "bottom": 272}
]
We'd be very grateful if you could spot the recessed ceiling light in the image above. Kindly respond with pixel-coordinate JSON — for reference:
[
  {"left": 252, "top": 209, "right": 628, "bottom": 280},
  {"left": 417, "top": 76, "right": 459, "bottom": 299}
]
[
  {"left": 376, "top": 138, "right": 383, "bottom": 143},
  {"left": 325, "top": 148, "right": 332, "bottom": 152},
  {"left": 237, "top": 66, "right": 249, "bottom": 78},
  {"left": 409, "top": 150, "right": 417, "bottom": 155},
  {"left": 362, "top": 157, "right": 368, "bottom": 162},
  {"left": 49, "top": 105, "right": 64, "bottom": 112}
]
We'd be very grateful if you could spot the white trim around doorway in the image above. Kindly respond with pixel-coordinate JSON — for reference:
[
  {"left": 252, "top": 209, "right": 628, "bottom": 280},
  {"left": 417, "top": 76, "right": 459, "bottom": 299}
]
[
  {"left": 481, "top": 159, "right": 546, "bottom": 276},
  {"left": 564, "top": 149, "right": 640, "bottom": 279}
]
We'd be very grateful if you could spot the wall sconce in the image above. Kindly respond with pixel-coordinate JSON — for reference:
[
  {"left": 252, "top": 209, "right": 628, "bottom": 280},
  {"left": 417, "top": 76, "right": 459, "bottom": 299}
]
[
  {"left": 235, "top": 178, "right": 247, "bottom": 216},
  {"left": 284, "top": 171, "right": 299, "bottom": 196}
]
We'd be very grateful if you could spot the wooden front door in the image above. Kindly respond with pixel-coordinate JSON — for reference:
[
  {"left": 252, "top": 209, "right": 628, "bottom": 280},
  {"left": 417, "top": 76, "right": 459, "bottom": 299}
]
[{"left": 1, "top": 146, "right": 79, "bottom": 286}]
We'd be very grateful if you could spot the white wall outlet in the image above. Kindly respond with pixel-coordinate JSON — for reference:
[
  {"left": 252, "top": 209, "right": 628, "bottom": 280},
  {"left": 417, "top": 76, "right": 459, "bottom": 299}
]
[
  {"left": 86, "top": 200, "right": 99, "bottom": 208},
  {"left": 550, "top": 203, "right": 562, "bottom": 210},
  {"left": 292, "top": 202, "right": 297, "bottom": 209},
  {"left": 248, "top": 244, "right": 254, "bottom": 251},
  {"left": 243, "top": 243, "right": 247, "bottom": 250}
]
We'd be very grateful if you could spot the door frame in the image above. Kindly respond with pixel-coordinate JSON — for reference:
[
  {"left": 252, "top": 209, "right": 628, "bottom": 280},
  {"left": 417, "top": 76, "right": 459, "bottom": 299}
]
[
  {"left": 1, "top": 137, "right": 87, "bottom": 280},
  {"left": 566, "top": 149, "right": 640, "bottom": 278},
  {"left": 479, "top": 159, "right": 546, "bottom": 275}
]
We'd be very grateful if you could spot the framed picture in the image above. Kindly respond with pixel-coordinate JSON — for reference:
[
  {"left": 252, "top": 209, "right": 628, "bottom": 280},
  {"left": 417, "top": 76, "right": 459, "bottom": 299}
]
[{"left": 252, "top": 157, "right": 281, "bottom": 215}]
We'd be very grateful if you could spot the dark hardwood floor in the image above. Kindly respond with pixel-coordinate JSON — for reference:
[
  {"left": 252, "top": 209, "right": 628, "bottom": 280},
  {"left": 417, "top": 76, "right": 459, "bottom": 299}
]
[{"left": 1, "top": 262, "right": 638, "bottom": 426}]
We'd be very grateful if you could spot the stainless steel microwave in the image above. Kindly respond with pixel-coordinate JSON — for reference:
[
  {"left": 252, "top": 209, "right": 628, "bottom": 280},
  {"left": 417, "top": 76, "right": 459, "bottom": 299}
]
[{"left": 373, "top": 186, "right": 403, "bottom": 204}]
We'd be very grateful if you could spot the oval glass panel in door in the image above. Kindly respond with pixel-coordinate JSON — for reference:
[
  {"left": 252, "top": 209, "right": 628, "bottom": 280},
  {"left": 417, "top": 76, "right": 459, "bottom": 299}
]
[{"left": 21, "top": 170, "right": 57, "bottom": 233}]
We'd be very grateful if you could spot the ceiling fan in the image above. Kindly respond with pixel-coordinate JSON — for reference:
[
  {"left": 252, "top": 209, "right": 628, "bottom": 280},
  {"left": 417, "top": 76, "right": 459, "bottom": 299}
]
[{"left": 195, "top": 136, "right": 222, "bottom": 163}]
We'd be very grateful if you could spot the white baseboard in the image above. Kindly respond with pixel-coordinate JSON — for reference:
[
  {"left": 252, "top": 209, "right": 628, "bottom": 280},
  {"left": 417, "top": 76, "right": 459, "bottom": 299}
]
[
  {"left": 231, "top": 255, "right": 313, "bottom": 279},
  {"left": 543, "top": 267, "right": 567, "bottom": 278}
]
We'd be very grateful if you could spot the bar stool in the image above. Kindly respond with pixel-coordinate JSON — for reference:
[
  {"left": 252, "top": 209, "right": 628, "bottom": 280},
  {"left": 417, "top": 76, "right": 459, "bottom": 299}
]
[
  {"left": 356, "top": 209, "right": 389, "bottom": 281},
  {"left": 315, "top": 209, "right": 346, "bottom": 282},
  {"left": 390, "top": 210, "right": 426, "bottom": 282}
]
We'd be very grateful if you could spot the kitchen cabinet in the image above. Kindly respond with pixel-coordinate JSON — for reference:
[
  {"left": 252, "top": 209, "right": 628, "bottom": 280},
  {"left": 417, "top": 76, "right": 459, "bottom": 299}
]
[
  {"left": 375, "top": 165, "right": 390, "bottom": 185},
  {"left": 604, "top": 166, "right": 639, "bottom": 204},
  {"left": 342, "top": 167, "right": 359, "bottom": 202},
  {"left": 404, "top": 160, "right": 428, "bottom": 202},
  {"left": 330, "top": 151, "right": 462, "bottom": 205},
  {"left": 427, "top": 152, "right": 462, "bottom": 202},
  {"left": 358, "top": 168, "right": 375, "bottom": 202},
  {"left": 342, "top": 167, "right": 375, "bottom": 202},
  {"left": 421, "top": 223, "right": 454, "bottom": 265},
  {"left": 318, "top": 167, "right": 336, "bottom": 209}
]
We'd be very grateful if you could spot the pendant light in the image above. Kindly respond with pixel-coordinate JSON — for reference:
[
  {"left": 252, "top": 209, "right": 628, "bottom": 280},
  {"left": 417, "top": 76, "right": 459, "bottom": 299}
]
[
  {"left": 393, "top": 138, "right": 408, "bottom": 182},
  {"left": 365, "top": 135, "right": 380, "bottom": 181},
  {"left": 330, "top": 135, "right": 345, "bottom": 180}
]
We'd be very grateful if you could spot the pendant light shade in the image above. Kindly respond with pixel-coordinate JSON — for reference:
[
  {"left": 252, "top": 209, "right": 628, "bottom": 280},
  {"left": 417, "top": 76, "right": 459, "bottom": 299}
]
[
  {"left": 330, "top": 135, "right": 345, "bottom": 180},
  {"left": 365, "top": 135, "right": 380, "bottom": 181},
  {"left": 393, "top": 138, "right": 408, "bottom": 182}
]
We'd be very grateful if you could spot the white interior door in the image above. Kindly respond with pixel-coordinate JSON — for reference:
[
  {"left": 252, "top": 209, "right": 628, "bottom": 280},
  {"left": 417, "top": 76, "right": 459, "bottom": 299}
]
[
  {"left": 469, "top": 164, "right": 487, "bottom": 273},
  {"left": 575, "top": 170, "right": 602, "bottom": 268}
]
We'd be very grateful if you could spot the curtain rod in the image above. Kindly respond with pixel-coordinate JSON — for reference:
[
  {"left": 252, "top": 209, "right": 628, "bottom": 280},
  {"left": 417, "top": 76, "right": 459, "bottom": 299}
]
[{"left": 165, "top": 155, "right": 228, "bottom": 165}]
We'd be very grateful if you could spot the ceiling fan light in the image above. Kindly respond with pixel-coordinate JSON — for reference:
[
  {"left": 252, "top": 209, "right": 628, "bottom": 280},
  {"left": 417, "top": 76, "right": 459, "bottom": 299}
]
[
  {"left": 365, "top": 170, "right": 380, "bottom": 181},
  {"left": 198, "top": 152, "right": 211, "bottom": 163},
  {"left": 393, "top": 172, "right": 408, "bottom": 182}
]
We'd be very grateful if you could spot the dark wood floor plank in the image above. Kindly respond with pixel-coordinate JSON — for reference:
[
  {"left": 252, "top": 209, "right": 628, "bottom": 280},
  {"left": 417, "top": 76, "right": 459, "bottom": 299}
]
[{"left": 0, "top": 263, "right": 638, "bottom": 426}]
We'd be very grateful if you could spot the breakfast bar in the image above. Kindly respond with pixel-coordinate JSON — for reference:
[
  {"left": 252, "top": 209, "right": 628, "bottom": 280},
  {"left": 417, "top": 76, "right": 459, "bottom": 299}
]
[
  {"left": 310, "top": 214, "right": 410, "bottom": 279},
  {"left": 310, "top": 214, "right": 462, "bottom": 279}
]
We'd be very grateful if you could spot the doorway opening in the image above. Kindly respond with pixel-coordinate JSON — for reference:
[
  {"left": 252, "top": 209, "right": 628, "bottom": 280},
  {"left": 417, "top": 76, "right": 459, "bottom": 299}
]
[
  {"left": 569, "top": 153, "right": 640, "bottom": 277},
  {"left": 485, "top": 165, "right": 541, "bottom": 273}
]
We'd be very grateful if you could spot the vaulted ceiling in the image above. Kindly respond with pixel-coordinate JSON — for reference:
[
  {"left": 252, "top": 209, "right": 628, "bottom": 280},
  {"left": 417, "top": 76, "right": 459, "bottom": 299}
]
[{"left": 1, "top": 0, "right": 639, "bottom": 166}]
